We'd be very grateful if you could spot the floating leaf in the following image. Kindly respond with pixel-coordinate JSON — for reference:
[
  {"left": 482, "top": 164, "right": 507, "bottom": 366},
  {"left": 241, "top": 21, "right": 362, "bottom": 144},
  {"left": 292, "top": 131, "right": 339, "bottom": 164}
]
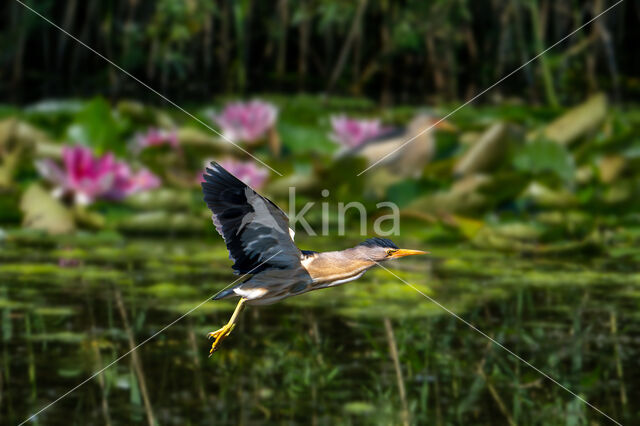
[
  {"left": 0, "top": 118, "right": 43, "bottom": 187},
  {"left": 20, "top": 183, "right": 74, "bottom": 235},
  {"left": 513, "top": 139, "right": 574, "bottom": 182},
  {"left": 598, "top": 155, "right": 626, "bottom": 183},
  {"left": 454, "top": 122, "right": 510, "bottom": 176},
  {"left": 532, "top": 93, "right": 607, "bottom": 146}
]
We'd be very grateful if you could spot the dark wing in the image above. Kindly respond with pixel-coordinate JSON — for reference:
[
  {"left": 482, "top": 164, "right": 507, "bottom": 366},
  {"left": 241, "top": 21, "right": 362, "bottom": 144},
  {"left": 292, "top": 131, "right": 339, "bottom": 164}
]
[{"left": 202, "top": 162, "right": 301, "bottom": 275}]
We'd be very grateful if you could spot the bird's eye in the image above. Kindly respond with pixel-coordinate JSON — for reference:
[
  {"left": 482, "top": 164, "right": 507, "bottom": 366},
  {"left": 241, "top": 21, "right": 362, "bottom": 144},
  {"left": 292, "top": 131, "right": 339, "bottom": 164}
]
[{"left": 386, "top": 249, "right": 396, "bottom": 257}]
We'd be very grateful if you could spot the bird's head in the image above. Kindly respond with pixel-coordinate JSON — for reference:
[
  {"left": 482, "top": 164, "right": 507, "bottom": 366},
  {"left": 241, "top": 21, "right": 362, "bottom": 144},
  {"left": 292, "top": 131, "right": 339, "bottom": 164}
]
[{"left": 355, "top": 237, "right": 428, "bottom": 262}]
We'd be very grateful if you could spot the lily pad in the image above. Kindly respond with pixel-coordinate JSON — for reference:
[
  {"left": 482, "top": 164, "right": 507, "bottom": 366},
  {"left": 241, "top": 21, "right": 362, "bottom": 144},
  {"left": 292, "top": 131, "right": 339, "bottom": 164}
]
[{"left": 20, "top": 183, "right": 74, "bottom": 235}]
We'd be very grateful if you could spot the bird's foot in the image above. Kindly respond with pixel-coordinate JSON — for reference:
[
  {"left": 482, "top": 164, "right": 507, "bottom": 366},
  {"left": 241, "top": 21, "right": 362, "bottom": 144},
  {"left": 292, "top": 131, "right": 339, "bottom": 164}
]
[{"left": 207, "top": 323, "right": 236, "bottom": 356}]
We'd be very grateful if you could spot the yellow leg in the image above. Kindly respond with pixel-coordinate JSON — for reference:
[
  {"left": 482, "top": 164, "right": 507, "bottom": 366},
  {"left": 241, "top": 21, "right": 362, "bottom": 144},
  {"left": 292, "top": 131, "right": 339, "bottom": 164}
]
[{"left": 207, "top": 298, "right": 247, "bottom": 356}]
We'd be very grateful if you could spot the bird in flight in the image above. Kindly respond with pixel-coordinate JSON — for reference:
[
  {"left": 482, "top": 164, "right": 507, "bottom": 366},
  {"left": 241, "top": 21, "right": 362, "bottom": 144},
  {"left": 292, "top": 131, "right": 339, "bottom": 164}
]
[{"left": 201, "top": 161, "right": 427, "bottom": 356}]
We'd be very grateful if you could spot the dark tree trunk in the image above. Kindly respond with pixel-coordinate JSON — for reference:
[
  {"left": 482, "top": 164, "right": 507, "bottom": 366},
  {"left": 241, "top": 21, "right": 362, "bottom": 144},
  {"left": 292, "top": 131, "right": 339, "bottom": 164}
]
[
  {"left": 219, "top": 0, "right": 230, "bottom": 93},
  {"left": 326, "top": 0, "right": 369, "bottom": 94},
  {"left": 11, "top": 4, "right": 27, "bottom": 102},
  {"left": 464, "top": 26, "right": 478, "bottom": 99},
  {"left": 593, "top": 0, "right": 621, "bottom": 102},
  {"left": 380, "top": 0, "right": 392, "bottom": 106},
  {"left": 425, "top": 35, "right": 446, "bottom": 100},
  {"left": 277, "top": 0, "right": 289, "bottom": 87},
  {"left": 297, "top": 0, "right": 310, "bottom": 92},
  {"left": 511, "top": 0, "right": 536, "bottom": 103},
  {"left": 71, "top": 0, "right": 100, "bottom": 92},
  {"left": 529, "top": 0, "right": 559, "bottom": 107},
  {"left": 352, "top": 21, "right": 362, "bottom": 94},
  {"left": 241, "top": 0, "right": 254, "bottom": 94},
  {"left": 57, "top": 0, "right": 78, "bottom": 70}
]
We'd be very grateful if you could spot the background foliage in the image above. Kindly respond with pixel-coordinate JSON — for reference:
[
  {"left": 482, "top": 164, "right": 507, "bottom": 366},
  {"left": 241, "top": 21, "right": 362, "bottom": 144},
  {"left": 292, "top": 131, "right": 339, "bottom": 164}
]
[{"left": 2, "top": 0, "right": 638, "bottom": 104}]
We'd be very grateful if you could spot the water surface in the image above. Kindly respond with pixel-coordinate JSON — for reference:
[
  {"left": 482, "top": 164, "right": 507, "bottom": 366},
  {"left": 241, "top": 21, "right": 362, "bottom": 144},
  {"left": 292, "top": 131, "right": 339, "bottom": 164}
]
[{"left": 1, "top": 234, "right": 638, "bottom": 425}]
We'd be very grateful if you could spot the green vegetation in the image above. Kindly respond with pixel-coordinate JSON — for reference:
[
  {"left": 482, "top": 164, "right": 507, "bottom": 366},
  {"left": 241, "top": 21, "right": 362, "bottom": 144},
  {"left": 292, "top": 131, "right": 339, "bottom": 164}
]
[
  {"left": 1, "top": 92, "right": 640, "bottom": 424},
  {"left": 1, "top": 234, "right": 638, "bottom": 424}
]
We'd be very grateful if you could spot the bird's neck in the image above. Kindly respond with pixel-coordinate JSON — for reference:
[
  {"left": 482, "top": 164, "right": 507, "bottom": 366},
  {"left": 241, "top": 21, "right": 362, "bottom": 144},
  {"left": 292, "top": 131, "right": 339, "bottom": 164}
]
[{"left": 302, "top": 250, "right": 375, "bottom": 284}]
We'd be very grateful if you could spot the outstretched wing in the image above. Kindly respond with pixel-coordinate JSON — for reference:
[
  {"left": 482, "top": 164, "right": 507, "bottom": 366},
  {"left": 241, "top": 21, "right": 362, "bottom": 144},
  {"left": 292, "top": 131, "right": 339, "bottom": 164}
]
[{"left": 202, "top": 162, "right": 301, "bottom": 275}]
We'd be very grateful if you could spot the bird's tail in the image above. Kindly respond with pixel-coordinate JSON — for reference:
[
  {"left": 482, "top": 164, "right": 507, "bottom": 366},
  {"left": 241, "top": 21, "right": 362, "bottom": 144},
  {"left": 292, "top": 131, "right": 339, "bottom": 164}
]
[{"left": 212, "top": 287, "right": 236, "bottom": 300}]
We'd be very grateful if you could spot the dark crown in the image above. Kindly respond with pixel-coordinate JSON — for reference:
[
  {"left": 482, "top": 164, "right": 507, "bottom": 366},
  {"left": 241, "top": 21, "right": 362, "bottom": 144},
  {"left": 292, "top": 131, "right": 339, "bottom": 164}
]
[{"left": 358, "top": 237, "right": 399, "bottom": 249}]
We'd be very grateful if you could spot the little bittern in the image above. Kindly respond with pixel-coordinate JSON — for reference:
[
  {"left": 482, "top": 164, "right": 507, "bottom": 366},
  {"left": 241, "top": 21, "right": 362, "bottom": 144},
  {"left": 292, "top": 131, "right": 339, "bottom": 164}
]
[{"left": 202, "top": 162, "right": 427, "bottom": 355}]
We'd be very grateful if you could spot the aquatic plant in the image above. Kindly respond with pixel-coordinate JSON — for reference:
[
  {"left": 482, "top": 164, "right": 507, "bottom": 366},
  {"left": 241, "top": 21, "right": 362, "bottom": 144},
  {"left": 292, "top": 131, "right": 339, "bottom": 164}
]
[
  {"left": 132, "top": 128, "right": 179, "bottom": 153},
  {"left": 36, "top": 145, "right": 160, "bottom": 205},
  {"left": 329, "top": 115, "right": 388, "bottom": 148},
  {"left": 211, "top": 100, "right": 278, "bottom": 143}
]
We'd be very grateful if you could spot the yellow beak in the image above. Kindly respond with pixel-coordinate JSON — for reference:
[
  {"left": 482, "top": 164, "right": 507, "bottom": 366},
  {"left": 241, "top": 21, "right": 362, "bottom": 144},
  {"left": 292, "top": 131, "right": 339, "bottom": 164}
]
[{"left": 391, "top": 249, "right": 429, "bottom": 258}]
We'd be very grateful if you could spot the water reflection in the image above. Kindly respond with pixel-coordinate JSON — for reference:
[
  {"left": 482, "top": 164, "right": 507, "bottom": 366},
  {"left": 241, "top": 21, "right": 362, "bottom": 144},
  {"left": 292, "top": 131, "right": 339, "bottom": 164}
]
[{"left": 1, "top": 236, "right": 638, "bottom": 424}]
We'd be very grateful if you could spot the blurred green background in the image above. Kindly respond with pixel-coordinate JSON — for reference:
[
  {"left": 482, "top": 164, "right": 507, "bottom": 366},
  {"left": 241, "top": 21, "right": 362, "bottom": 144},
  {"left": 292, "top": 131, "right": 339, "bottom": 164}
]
[{"left": 1, "top": 0, "right": 640, "bottom": 425}]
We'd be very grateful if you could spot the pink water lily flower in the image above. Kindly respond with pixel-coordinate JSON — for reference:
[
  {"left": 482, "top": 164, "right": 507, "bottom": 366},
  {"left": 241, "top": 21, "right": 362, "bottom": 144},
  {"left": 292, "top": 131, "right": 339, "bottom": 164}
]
[
  {"left": 212, "top": 100, "right": 278, "bottom": 143},
  {"left": 132, "top": 128, "right": 179, "bottom": 153},
  {"left": 36, "top": 145, "right": 161, "bottom": 205},
  {"left": 329, "top": 115, "right": 389, "bottom": 149}
]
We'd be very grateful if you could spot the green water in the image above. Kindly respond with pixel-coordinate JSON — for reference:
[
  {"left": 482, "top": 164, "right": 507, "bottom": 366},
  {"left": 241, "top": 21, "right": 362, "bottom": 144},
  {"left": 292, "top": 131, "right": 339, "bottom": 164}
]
[{"left": 1, "top": 233, "right": 638, "bottom": 425}]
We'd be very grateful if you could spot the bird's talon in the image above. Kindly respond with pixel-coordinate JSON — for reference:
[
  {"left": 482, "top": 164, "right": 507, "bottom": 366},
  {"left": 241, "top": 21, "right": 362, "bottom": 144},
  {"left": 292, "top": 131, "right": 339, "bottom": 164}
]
[
  {"left": 208, "top": 346, "right": 218, "bottom": 357},
  {"left": 207, "top": 325, "right": 229, "bottom": 340},
  {"left": 206, "top": 322, "right": 237, "bottom": 356}
]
